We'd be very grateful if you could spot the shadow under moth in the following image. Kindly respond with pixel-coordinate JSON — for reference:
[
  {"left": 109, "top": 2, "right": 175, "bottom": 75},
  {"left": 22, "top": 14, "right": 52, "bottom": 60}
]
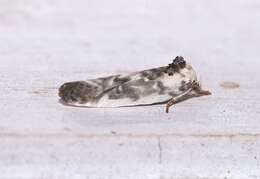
[{"left": 59, "top": 56, "right": 211, "bottom": 113}]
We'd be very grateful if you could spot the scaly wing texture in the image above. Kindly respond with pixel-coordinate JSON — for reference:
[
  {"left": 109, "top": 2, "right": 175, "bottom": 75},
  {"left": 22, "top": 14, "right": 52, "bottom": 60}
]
[
  {"left": 59, "top": 67, "right": 171, "bottom": 107},
  {"left": 95, "top": 68, "right": 174, "bottom": 107},
  {"left": 59, "top": 57, "right": 200, "bottom": 107}
]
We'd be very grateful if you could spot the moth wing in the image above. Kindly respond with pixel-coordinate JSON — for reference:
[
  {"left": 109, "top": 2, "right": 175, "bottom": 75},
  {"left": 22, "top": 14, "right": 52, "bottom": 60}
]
[
  {"left": 60, "top": 67, "right": 174, "bottom": 107},
  {"left": 95, "top": 73, "right": 173, "bottom": 107}
]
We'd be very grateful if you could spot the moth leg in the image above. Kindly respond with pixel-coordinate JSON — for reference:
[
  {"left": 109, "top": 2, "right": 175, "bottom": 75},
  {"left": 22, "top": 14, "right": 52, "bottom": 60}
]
[
  {"left": 166, "top": 81, "right": 211, "bottom": 113},
  {"left": 166, "top": 87, "right": 193, "bottom": 113}
]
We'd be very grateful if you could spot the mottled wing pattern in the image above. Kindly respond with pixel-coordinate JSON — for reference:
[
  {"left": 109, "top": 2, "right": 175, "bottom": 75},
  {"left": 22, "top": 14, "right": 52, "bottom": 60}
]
[
  {"left": 59, "top": 66, "right": 170, "bottom": 106},
  {"left": 58, "top": 56, "right": 207, "bottom": 108},
  {"left": 94, "top": 67, "right": 174, "bottom": 107}
]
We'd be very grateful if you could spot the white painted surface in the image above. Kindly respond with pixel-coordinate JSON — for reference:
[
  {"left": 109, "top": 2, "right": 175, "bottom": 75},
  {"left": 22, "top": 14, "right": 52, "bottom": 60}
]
[{"left": 0, "top": 0, "right": 260, "bottom": 178}]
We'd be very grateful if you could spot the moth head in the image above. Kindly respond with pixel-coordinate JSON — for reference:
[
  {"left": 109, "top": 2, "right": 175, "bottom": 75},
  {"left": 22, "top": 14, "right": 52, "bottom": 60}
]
[{"left": 164, "top": 56, "right": 186, "bottom": 76}]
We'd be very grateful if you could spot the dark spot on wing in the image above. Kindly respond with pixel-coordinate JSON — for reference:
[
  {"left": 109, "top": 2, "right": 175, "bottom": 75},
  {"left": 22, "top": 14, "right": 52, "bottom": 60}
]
[
  {"left": 113, "top": 76, "right": 131, "bottom": 84},
  {"left": 132, "top": 79, "right": 155, "bottom": 86},
  {"left": 108, "top": 78, "right": 160, "bottom": 101},
  {"left": 157, "top": 81, "right": 168, "bottom": 94},
  {"left": 59, "top": 81, "right": 98, "bottom": 103},
  {"left": 90, "top": 75, "right": 131, "bottom": 91},
  {"left": 108, "top": 84, "right": 140, "bottom": 101},
  {"left": 90, "top": 75, "right": 116, "bottom": 91},
  {"left": 168, "top": 92, "right": 177, "bottom": 97},
  {"left": 108, "top": 86, "right": 124, "bottom": 100},
  {"left": 141, "top": 67, "right": 164, "bottom": 80},
  {"left": 125, "top": 86, "right": 140, "bottom": 101},
  {"left": 179, "top": 80, "right": 192, "bottom": 91}
]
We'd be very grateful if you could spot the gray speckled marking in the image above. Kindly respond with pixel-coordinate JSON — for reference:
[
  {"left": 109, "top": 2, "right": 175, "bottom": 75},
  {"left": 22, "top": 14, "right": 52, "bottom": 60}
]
[
  {"left": 168, "top": 92, "right": 178, "bottom": 97},
  {"left": 131, "top": 79, "right": 155, "bottom": 86},
  {"left": 108, "top": 78, "right": 158, "bottom": 101},
  {"left": 141, "top": 67, "right": 165, "bottom": 80},
  {"left": 179, "top": 80, "right": 192, "bottom": 91},
  {"left": 59, "top": 81, "right": 98, "bottom": 103},
  {"left": 113, "top": 76, "right": 131, "bottom": 84},
  {"left": 90, "top": 75, "right": 117, "bottom": 91},
  {"left": 156, "top": 81, "right": 169, "bottom": 95},
  {"left": 108, "top": 84, "right": 140, "bottom": 101}
]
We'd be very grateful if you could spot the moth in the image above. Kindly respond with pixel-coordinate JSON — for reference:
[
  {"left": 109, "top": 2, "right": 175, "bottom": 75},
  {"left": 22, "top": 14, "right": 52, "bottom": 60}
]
[{"left": 59, "top": 56, "right": 211, "bottom": 113}]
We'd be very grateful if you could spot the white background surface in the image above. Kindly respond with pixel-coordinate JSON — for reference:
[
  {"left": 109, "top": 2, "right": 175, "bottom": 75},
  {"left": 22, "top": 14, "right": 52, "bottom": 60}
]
[{"left": 0, "top": 0, "right": 260, "bottom": 178}]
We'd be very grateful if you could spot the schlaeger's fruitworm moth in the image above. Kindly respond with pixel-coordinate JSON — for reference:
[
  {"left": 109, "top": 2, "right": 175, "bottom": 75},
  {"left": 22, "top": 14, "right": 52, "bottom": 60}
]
[{"left": 59, "top": 56, "right": 211, "bottom": 113}]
